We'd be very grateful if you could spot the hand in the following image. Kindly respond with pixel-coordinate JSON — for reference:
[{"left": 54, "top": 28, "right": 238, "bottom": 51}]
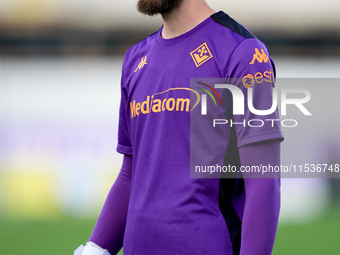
[{"left": 74, "top": 242, "right": 111, "bottom": 255}]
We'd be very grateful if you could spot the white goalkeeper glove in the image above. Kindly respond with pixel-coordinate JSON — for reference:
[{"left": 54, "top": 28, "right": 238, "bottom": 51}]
[{"left": 74, "top": 242, "right": 111, "bottom": 255}]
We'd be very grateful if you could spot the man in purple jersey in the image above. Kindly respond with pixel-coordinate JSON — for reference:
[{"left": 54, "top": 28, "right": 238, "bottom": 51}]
[{"left": 75, "top": 0, "right": 284, "bottom": 255}]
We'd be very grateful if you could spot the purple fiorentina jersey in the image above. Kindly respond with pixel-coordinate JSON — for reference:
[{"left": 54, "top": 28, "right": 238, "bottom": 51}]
[{"left": 117, "top": 11, "right": 283, "bottom": 255}]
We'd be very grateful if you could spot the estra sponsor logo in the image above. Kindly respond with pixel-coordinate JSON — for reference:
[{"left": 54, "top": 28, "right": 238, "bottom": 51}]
[{"left": 242, "top": 69, "right": 274, "bottom": 88}]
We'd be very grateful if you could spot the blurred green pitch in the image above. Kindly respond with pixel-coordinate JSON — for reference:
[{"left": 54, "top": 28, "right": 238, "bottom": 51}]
[{"left": 0, "top": 209, "right": 339, "bottom": 255}]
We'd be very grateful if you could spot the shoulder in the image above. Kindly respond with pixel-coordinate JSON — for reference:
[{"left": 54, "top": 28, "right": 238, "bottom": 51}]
[
  {"left": 210, "top": 11, "right": 255, "bottom": 40},
  {"left": 210, "top": 11, "right": 270, "bottom": 52},
  {"left": 207, "top": 12, "right": 273, "bottom": 76},
  {"left": 122, "top": 30, "right": 158, "bottom": 71}
]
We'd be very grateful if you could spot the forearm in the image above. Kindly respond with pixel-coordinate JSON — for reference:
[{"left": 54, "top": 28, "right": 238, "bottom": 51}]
[
  {"left": 239, "top": 141, "right": 281, "bottom": 255},
  {"left": 89, "top": 155, "right": 132, "bottom": 255}
]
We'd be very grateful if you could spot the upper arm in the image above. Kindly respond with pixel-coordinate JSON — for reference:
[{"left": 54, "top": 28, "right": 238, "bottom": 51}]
[{"left": 226, "top": 38, "right": 284, "bottom": 148}]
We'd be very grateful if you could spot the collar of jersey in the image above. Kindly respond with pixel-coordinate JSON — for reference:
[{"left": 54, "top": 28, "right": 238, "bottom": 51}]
[{"left": 155, "top": 11, "right": 221, "bottom": 46}]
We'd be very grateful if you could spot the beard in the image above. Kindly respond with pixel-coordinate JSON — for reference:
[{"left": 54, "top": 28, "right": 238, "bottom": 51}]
[{"left": 137, "top": 0, "right": 184, "bottom": 16}]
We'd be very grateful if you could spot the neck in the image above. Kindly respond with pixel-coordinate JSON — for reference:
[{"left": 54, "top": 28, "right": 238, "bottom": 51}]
[{"left": 161, "top": 0, "right": 215, "bottom": 39}]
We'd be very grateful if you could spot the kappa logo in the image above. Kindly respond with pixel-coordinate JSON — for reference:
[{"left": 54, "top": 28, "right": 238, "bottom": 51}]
[
  {"left": 249, "top": 48, "right": 270, "bottom": 65},
  {"left": 190, "top": 42, "right": 213, "bottom": 67},
  {"left": 134, "top": 55, "right": 148, "bottom": 72}
]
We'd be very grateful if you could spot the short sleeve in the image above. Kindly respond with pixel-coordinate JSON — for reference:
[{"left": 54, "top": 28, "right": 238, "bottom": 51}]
[
  {"left": 116, "top": 64, "right": 133, "bottom": 155},
  {"left": 226, "top": 38, "right": 284, "bottom": 148}
]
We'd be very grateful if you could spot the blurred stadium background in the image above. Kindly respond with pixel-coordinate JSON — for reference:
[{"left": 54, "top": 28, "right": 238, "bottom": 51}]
[{"left": 0, "top": 0, "right": 340, "bottom": 254}]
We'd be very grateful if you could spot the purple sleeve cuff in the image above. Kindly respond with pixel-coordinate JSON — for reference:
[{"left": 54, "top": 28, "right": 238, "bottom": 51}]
[
  {"left": 116, "top": 144, "right": 133, "bottom": 155},
  {"left": 237, "top": 131, "right": 284, "bottom": 148}
]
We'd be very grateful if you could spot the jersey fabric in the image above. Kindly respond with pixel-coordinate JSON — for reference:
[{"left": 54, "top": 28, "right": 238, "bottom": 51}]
[{"left": 117, "top": 11, "right": 284, "bottom": 255}]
